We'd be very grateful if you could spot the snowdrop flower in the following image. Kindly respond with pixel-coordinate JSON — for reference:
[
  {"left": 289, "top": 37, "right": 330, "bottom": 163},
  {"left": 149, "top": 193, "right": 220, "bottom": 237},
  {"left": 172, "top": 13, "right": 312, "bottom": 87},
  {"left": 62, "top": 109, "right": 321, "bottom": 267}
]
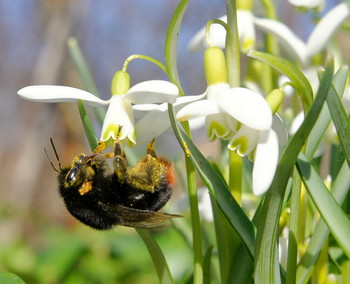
[
  {"left": 176, "top": 47, "right": 286, "bottom": 195},
  {"left": 188, "top": 0, "right": 255, "bottom": 53},
  {"left": 254, "top": 2, "right": 350, "bottom": 64},
  {"left": 18, "top": 70, "right": 179, "bottom": 145}
]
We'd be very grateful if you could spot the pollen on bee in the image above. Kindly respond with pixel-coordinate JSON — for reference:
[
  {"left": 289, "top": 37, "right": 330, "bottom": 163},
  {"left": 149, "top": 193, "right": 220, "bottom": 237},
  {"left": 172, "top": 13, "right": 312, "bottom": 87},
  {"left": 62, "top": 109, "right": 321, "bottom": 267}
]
[{"left": 79, "top": 181, "right": 93, "bottom": 195}]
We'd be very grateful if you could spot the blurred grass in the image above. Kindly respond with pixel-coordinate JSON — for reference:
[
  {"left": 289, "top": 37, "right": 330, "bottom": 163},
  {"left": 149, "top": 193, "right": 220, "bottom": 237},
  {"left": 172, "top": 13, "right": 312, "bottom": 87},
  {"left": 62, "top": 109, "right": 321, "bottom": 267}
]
[{"left": 0, "top": 220, "right": 192, "bottom": 284}]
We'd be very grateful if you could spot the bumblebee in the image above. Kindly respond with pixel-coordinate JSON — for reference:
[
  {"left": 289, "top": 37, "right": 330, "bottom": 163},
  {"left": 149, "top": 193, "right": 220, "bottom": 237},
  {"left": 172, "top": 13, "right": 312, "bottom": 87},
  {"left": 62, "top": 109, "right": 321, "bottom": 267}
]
[{"left": 47, "top": 139, "right": 179, "bottom": 230}]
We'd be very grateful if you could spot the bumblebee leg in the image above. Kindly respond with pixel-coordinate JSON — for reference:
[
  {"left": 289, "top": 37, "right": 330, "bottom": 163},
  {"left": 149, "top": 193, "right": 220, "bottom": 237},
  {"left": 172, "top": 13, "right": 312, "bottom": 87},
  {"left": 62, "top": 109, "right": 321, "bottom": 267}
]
[
  {"left": 93, "top": 141, "right": 107, "bottom": 154},
  {"left": 146, "top": 139, "right": 157, "bottom": 158},
  {"left": 113, "top": 140, "right": 129, "bottom": 183}
]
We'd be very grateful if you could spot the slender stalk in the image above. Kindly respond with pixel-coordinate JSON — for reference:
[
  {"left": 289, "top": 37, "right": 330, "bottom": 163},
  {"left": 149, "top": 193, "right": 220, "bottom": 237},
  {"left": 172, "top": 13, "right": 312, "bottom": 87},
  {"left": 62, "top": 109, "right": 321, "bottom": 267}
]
[
  {"left": 122, "top": 54, "right": 168, "bottom": 74},
  {"left": 225, "top": 0, "right": 243, "bottom": 206},
  {"left": 225, "top": 0, "right": 240, "bottom": 87},
  {"left": 183, "top": 122, "right": 203, "bottom": 284},
  {"left": 286, "top": 168, "right": 301, "bottom": 284}
]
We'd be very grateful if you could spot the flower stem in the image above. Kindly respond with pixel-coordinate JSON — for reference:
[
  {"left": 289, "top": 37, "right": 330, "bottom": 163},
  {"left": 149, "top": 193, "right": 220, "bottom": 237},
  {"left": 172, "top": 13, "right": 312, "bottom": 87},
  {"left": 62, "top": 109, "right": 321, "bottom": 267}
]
[
  {"left": 183, "top": 122, "right": 203, "bottom": 284},
  {"left": 229, "top": 151, "right": 242, "bottom": 205},
  {"left": 225, "top": 0, "right": 240, "bottom": 88},
  {"left": 122, "top": 54, "right": 168, "bottom": 74},
  {"left": 286, "top": 168, "right": 301, "bottom": 284},
  {"left": 225, "top": 0, "right": 243, "bottom": 202}
]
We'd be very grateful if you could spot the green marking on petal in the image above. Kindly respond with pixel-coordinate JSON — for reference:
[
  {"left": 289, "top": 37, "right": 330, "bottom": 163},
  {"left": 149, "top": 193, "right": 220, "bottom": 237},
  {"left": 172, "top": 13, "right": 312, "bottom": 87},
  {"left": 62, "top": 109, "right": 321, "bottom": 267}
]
[
  {"left": 242, "top": 38, "right": 254, "bottom": 52},
  {"left": 228, "top": 136, "right": 249, "bottom": 155},
  {"left": 208, "top": 121, "right": 229, "bottom": 140},
  {"left": 102, "top": 123, "right": 121, "bottom": 141}
]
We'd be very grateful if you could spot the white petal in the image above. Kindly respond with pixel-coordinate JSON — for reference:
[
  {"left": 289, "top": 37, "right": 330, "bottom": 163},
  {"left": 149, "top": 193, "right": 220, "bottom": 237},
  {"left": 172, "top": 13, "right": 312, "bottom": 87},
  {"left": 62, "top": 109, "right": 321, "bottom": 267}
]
[
  {"left": 17, "top": 85, "right": 109, "bottom": 106},
  {"left": 237, "top": 10, "right": 255, "bottom": 52},
  {"left": 126, "top": 80, "right": 179, "bottom": 104},
  {"left": 306, "top": 2, "right": 350, "bottom": 58},
  {"left": 176, "top": 100, "right": 220, "bottom": 121},
  {"left": 272, "top": 114, "right": 289, "bottom": 146},
  {"left": 217, "top": 88, "right": 272, "bottom": 130},
  {"left": 252, "top": 129, "right": 279, "bottom": 196},
  {"left": 254, "top": 18, "right": 307, "bottom": 63},
  {"left": 227, "top": 126, "right": 260, "bottom": 155},
  {"left": 173, "top": 92, "right": 207, "bottom": 106},
  {"left": 290, "top": 112, "right": 304, "bottom": 135},
  {"left": 288, "top": 0, "right": 324, "bottom": 9},
  {"left": 134, "top": 107, "right": 170, "bottom": 144},
  {"left": 188, "top": 15, "right": 227, "bottom": 52},
  {"left": 100, "top": 95, "right": 135, "bottom": 143}
]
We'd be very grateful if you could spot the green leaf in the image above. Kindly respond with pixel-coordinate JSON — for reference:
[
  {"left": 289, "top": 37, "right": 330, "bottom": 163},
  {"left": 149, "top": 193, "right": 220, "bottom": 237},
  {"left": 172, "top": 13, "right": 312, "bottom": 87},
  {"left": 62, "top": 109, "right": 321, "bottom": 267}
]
[
  {"left": 305, "top": 66, "right": 348, "bottom": 158},
  {"left": 0, "top": 272, "right": 26, "bottom": 284},
  {"left": 168, "top": 104, "right": 256, "bottom": 259},
  {"left": 136, "top": 229, "right": 174, "bottom": 284},
  {"left": 203, "top": 245, "right": 213, "bottom": 284},
  {"left": 326, "top": 72, "right": 350, "bottom": 167},
  {"left": 77, "top": 100, "right": 98, "bottom": 150},
  {"left": 248, "top": 51, "right": 313, "bottom": 111},
  {"left": 296, "top": 160, "right": 350, "bottom": 283},
  {"left": 254, "top": 61, "right": 334, "bottom": 283},
  {"left": 68, "top": 37, "right": 105, "bottom": 123},
  {"left": 164, "top": 0, "right": 189, "bottom": 94},
  {"left": 297, "top": 154, "right": 350, "bottom": 259}
]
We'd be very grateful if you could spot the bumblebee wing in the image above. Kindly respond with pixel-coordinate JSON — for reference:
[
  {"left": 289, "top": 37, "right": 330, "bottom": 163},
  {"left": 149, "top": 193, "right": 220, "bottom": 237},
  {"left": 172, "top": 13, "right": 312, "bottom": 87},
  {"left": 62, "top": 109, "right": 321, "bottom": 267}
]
[{"left": 114, "top": 205, "right": 182, "bottom": 229}]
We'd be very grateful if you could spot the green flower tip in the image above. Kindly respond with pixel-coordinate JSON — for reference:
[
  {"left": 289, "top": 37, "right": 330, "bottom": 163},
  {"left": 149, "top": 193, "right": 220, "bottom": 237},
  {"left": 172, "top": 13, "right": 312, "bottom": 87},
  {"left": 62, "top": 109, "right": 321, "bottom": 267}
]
[
  {"left": 204, "top": 47, "right": 228, "bottom": 86},
  {"left": 237, "top": 0, "right": 253, "bottom": 10},
  {"left": 208, "top": 120, "right": 227, "bottom": 141},
  {"left": 265, "top": 89, "right": 285, "bottom": 114},
  {"left": 111, "top": 70, "right": 130, "bottom": 95}
]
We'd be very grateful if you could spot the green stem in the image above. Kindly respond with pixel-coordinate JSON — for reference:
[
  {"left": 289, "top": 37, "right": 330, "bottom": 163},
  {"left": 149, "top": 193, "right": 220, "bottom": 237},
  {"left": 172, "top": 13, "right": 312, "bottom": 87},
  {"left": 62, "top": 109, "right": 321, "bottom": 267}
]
[
  {"left": 225, "top": 0, "right": 240, "bottom": 88},
  {"left": 122, "top": 54, "right": 168, "bottom": 74},
  {"left": 225, "top": 0, "right": 242, "bottom": 204},
  {"left": 229, "top": 151, "right": 242, "bottom": 205},
  {"left": 183, "top": 122, "right": 203, "bottom": 284},
  {"left": 286, "top": 168, "right": 301, "bottom": 284}
]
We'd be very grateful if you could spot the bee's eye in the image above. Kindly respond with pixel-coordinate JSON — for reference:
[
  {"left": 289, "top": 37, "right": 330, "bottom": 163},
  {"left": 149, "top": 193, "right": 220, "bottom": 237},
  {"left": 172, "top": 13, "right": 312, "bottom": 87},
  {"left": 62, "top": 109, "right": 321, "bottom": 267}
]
[{"left": 66, "top": 163, "right": 82, "bottom": 183}]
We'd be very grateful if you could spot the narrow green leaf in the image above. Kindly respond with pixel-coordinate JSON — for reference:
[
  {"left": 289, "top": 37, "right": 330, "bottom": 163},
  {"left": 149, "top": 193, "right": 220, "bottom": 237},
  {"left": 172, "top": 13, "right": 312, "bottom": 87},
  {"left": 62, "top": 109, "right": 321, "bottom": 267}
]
[
  {"left": 296, "top": 160, "right": 350, "bottom": 283},
  {"left": 0, "top": 272, "right": 26, "bottom": 284},
  {"left": 164, "top": 0, "right": 189, "bottom": 93},
  {"left": 203, "top": 245, "right": 213, "bottom": 284},
  {"left": 68, "top": 37, "right": 105, "bottom": 123},
  {"left": 326, "top": 75, "right": 350, "bottom": 167},
  {"left": 77, "top": 100, "right": 98, "bottom": 150},
  {"left": 254, "top": 62, "right": 334, "bottom": 283},
  {"left": 136, "top": 229, "right": 174, "bottom": 284},
  {"left": 248, "top": 51, "right": 313, "bottom": 111},
  {"left": 297, "top": 154, "right": 350, "bottom": 259},
  {"left": 305, "top": 65, "right": 348, "bottom": 158},
  {"left": 168, "top": 104, "right": 256, "bottom": 259}
]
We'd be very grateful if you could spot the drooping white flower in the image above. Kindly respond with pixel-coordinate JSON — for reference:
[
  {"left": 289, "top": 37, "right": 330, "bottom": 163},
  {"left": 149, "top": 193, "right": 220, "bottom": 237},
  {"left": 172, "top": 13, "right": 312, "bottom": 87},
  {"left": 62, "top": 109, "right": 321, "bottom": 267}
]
[
  {"left": 18, "top": 70, "right": 179, "bottom": 145},
  {"left": 188, "top": 10, "right": 255, "bottom": 53},
  {"left": 177, "top": 47, "right": 287, "bottom": 195},
  {"left": 254, "top": 2, "right": 350, "bottom": 64},
  {"left": 188, "top": 2, "right": 349, "bottom": 65}
]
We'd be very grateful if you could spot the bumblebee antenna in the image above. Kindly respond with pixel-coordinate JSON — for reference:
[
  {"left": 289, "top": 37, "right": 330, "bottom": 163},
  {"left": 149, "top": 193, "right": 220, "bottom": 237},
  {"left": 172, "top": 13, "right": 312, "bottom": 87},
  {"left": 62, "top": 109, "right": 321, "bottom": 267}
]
[{"left": 44, "top": 138, "right": 62, "bottom": 172}]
